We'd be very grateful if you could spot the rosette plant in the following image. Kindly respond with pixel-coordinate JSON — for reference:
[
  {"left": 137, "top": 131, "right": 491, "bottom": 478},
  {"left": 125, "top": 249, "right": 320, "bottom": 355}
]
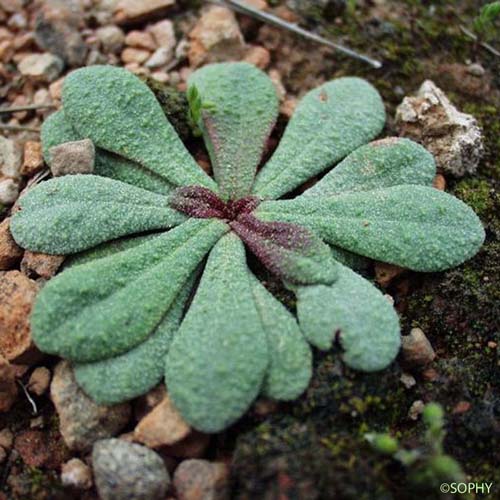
[{"left": 11, "top": 63, "right": 484, "bottom": 433}]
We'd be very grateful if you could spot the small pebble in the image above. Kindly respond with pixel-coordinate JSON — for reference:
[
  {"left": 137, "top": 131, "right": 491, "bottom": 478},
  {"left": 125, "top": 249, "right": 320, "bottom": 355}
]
[
  {"left": 49, "top": 139, "right": 95, "bottom": 177},
  {"left": 61, "top": 458, "right": 93, "bottom": 490},
  {"left": 173, "top": 459, "right": 229, "bottom": 500},
  {"left": 28, "top": 366, "right": 51, "bottom": 396},
  {"left": 408, "top": 399, "right": 425, "bottom": 420},
  {"left": 401, "top": 327, "right": 436, "bottom": 367}
]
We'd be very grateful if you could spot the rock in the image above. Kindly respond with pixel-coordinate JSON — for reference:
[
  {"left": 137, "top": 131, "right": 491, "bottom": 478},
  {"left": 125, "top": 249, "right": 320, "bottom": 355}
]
[
  {"left": 0, "top": 0, "right": 23, "bottom": 13},
  {"left": 0, "top": 446, "right": 6, "bottom": 464},
  {"left": 133, "top": 384, "right": 167, "bottom": 421},
  {"left": 401, "top": 327, "right": 436, "bottom": 367},
  {"left": 49, "top": 77, "right": 65, "bottom": 101},
  {"left": 0, "top": 178, "right": 20, "bottom": 205},
  {"left": 0, "top": 218, "right": 23, "bottom": 270},
  {"left": 400, "top": 372, "right": 416, "bottom": 389},
  {"left": 0, "top": 355, "right": 17, "bottom": 412},
  {"left": 134, "top": 394, "right": 191, "bottom": 448},
  {"left": 173, "top": 459, "right": 229, "bottom": 500},
  {"left": 114, "top": 0, "right": 176, "bottom": 24},
  {"left": 96, "top": 25, "right": 125, "bottom": 54},
  {"left": 149, "top": 20, "right": 176, "bottom": 51},
  {"left": 145, "top": 47, "right": 172, "bottom": 69},
  {"left": 432, "top": 173, "right": 446, "bottom": 191},
  {"left": 188, "top": 6, "right": 246, "bottom": 68},
  {"left": 121, "top": 47, "right": 151, "bottom": 64},
  {"left": 0, "top": 136, "right": 22, "bottom": 178},
  {"left": 375, "top": 262, "right": 405, "bottom": 287},
  {"left": 0, "top": 428, "right": 14, "bottom": 449},
  {"left": 92, "top": 438, "right": 170, "bottom": 500},
  {"left": 21, "top": 141, "right": 44, "bottom": 177},
  {"left": 14, "top": 429, "right": 69, "bottom": 469},
  {"left": 28, "top": 366, "right": 51, "bottom": 396},
  {"left": 243, "top": 45, "right": 271, "bottom": 69},
  {"left": 163, "top": 431, "right": 211, "bottom": 459},
  {"left": 0, "top": 271, "right": 39, "bottom": 363},
  {"left": 467, "top": 62, "right": 485, "bottom": 77},
  {"left": 49, "top": 139, "right": 95, "bottom": 176},
  {"left": 125, "top": 30, "right": 157, "bottom": 51},
  {"left": 452, "top": 401, "right": 471, "bottom": 415},
  {"left": 395, "top": 80, "right": 484, "bottom": 177},
  {"left": 408, "top": 399, "right": 425, "bottom": 420},
  {"left": 34, "top": 0, "right": 88, "bottom": 66},
  {"left": 51, "top": 361, "right": 131, "bottom": 452},
  {"left": 18, "top": 53, "right": 64, "bottom": 82},
  {"left": 21, "top": 251, "right": 65, "bottom": 279},
  {"left": 61, "top": 458, "right": 93, "bottom": 490}
]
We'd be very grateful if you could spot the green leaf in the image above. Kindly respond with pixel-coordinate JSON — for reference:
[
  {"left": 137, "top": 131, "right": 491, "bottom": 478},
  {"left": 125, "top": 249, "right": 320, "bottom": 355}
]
[
  {"left": 74, "top": 277, "right": 193, "bottom": 405},
  {"left": 188, "top": 62, "right": 279, "bottom": 199},
  {"left": 42, "top": 110, "right": 174, "bottom": 196},
  {"left": 257, "top": 185, "right": 485, "bottom": 271},
  {"left": 297, "top": 262, "right": 400, "bottom": 371},
  {"left": 302, "top": 137, "right": 436, "bottom": 198},
  {"left": 10, "top": 175, "right": 186, "bottom": 254},
  {"left": 249, "top": 274, "right": 312, "bottom": 400},
  {"left": 62, "top": 65, "right": 217, "bottom": 191},
  {"left": 165, "top": 233, "right": 268, "bottom": 433},
  {"left": 253, "top": 77, "right": 385, "bottom": 199},
  {"left": 31, "top": 219, "right": 228, "bottom": 362}
]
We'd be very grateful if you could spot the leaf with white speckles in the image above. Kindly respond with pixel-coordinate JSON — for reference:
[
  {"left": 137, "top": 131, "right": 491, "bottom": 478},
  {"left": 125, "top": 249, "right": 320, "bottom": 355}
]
[
  {"left": 165, "top": 233, "right": 268, "bottom": 433},
  {"left": 188, "top": 63, "right": 278, "bottom": 199},
  {"left": 249, "top": 274, "right": 312, "bottom": 400},
  {"left": 253, "top": 77, "right": 385, "bottom": 199},
  {"left": 256, "top": 185, "right": 485, "bottom": 271},
  {"left": 302, "top": 137, "right": 436, "bottom": 197},
  {"left": 41, "top": 110, "right": 174, "bottom": 195},
  {"left": 62, "top": 66, "right": 217, "bottom": 191},
  {"left": 30, "top": 218, "right": 228, "bottom": 363},
  {"left": 10, "top": 175, "right": 186, "bottom": 254},
  {"left": 74, "top": 278, "right": 193, "bottom": 405},
  {"left": 297, "top": 261, "right": 400, "bottom": 371}
]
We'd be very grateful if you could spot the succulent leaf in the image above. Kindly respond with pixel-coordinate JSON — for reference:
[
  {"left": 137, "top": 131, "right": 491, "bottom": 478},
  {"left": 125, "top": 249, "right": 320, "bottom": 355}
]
[
  {"left": 257, "top": 185, "right": 485, "bottom": 271},
  {"left": 10, "top": 175, "right": 186, "bottom": 254},
  {"left": 253, "top": 77, "right": 385, "bottom": 199},
  {"left": 249, "top": 274, "right": 312, "bottom": 400},
  {"left": 302, "top": 137, "right": 436, "bottom": 197},
  {"left": 42, "top": 110, "right": 174, "bottom": 195},
  {"left": 188, "top": 62, "right": 279, "bottom": 199},
  {"left": 297, "top": 261, "right": 400, "bottom": 371},
  {"left": 62, "top": 65, "right": 217, "bottom": 190},
  {"left": 31, "top": 219, "right": 228, "bottom": 363},
  {"left": 231, "top": 213, "right": 338, "bottom": 285},
  {"left": 165, "top": 233, "right": 268, "bottom": 433},
  {"left": 74, "top": 278, "right": 193, "bottom": 405}
]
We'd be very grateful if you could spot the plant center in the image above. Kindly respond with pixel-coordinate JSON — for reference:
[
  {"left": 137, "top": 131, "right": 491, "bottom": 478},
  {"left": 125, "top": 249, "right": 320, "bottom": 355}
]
[{"left": 170, "top": 186, "right": 260, "bottom": 221}]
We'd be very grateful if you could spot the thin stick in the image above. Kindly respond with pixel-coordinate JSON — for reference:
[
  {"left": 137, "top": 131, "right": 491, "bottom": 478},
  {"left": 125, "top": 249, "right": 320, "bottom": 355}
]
[
  {"left": 216, "top": 0, "right": 382, "bottom": 68},
  {"left": 459, "top": 24, "right": 500, "bottom": 57},
  {"left": 17, "top": 380, "right": 38, "bottom": 415},
  {"left": 0, "top": 103, "right": 55, "bottom": 114},
  {"left": 0, "top": 124, "right": 40, "bottom": 132}
]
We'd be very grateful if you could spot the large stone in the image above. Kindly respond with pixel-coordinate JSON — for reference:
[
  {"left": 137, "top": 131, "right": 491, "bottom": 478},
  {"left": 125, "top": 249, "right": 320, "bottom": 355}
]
[
  {"left": 0, "top": 218, "right": 23, "bottom": 270},
  {"left": 173, "top": 459, "right": 229, "bottom": 500},
  {"left": 51, "top": 361, "right": 131, "bottom": 452},
  {"left": 49, "top": 139, "right": 95, "bottom": 176},
  {"left": 34, "top": 0, "right": 88, "bottom": 66},
  {"left": 188, "top": 6, "right": 246, "bottom": 68},
  {"left": 0, "top": 136, "right": 22, "bottom": 178},
  {"left": 134, "top": 394, "right": 191, "bottom": 448},
  {"left": 18, "top": 53, "right": 64, "bottom": 82},
  {"left": 395, "top": 80, "right": 484, "bottom": 177},
  {"left": 0, "top": 271, "right": 39, "bottom": 363},
  {"left": 92, "top": 438, "right": 170, "bottom": 500},
  {"left": 114, "top": 0, "right": 176, "bottom": 24}
]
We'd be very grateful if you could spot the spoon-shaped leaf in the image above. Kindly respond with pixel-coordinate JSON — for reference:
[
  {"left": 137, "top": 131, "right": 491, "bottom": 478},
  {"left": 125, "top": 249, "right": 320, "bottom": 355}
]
[
  {"left": 31, "top": 219, "right": 228, "bottom": 363},
  {"left": 188, "top": 62, "right": 278, "bottom": 199},
  {"left": 297, "top": 262, "right": 400, "bottom": 371},
  {"left": 256, "top": 185, "right": 485, "bottom": 271},
  {"left": 74, "top": 278, "right": 193, "bottom": 405},
  {"left": 253, "top": 77, "right": 385, "bottom": 199},
  {"left": 166, "top": 233, "right": 268, "bottom": 433},
  {"left": 42, "top": 110, "right": 174, "bottom": 195},
  {"left": 302, "top": 137, "right": 436, "bottom": 197},
  {"left": 62, "top": 65, "right": 217, "bottom": 191},
  {"left": 249, "top": 274, "right": 312, "bottom": 400},
  {"left": 10, "top": 175, "right": 186, "bottom": 254}
]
